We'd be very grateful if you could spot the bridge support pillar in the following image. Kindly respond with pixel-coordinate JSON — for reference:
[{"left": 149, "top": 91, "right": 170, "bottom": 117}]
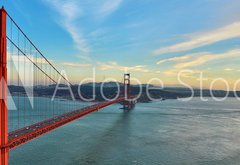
[
  {"left": 0, "top": 6, "right": 8, "bottom": 165},
  {"left": 124, "top": 73, "right": 130, "bottom": 100},
  {"left": 123, "top": 73, "right": 135, "bottom": 110}
]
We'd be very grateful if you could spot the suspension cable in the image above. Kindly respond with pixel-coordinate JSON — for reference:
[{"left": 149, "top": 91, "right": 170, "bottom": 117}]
[{"left": 6, "top": 13, "right": 73, "bottom": 86}]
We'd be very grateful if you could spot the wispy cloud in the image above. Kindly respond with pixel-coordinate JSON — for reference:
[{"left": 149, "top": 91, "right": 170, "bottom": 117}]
[
  {"left": 98, "top": 0, "right": 123, "bottom": 18},
  {"left": 97, "top": 61, "right": 148, "bottom": 72},
  {"left": 156, "top": 49, "right": 240, "bottom": 69},
  {"left": 153, "top": 22, "right": 240, "bottom": 55},
  {"left": 62, "top": 62, "right": 92, "bottom": 68},
  {"left": 163, "top": 69, "right": 203, "bottom": 78},
  {"left": 97, "top": 61, "right": 160, "bottom": 74},
  {"left": 44, "top": 0, "right": 89, "bottom": 53},
  {"left": 8, "top": 54, "right": 54, "bottom": 64},
  {"left": 156, "top": 55, "right": 191, "bottom": 65},
  {"left": 44, "top": 0, "right": 124, "bottom": 54},
  {"left": 224, "top": 68, "right": 234, "bottom": 71},
  {"left": 174, "top": 49, "right": 240, "bottom": 69}
]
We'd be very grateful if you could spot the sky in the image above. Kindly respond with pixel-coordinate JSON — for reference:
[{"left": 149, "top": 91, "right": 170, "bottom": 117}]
[{"left": 2, "top": 0, "right": 240, "bottom": 90}]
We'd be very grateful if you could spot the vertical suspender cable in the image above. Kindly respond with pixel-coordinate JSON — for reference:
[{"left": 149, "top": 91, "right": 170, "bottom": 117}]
[
  {"left": 17, "top": 29, "right": 20, "bottom": 129},
  {"left": 24, "top": 37, "right": 26, "bottom": 127}
]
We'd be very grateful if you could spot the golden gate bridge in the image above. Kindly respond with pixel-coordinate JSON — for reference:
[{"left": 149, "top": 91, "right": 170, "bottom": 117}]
[{"left": 0, "top": 7, "right": 136, "bottom": 165}]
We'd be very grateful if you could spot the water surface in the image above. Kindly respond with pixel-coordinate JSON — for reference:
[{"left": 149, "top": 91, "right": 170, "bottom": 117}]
[{"left": 9, "top": 98, "right": 240, "bottom": 165}]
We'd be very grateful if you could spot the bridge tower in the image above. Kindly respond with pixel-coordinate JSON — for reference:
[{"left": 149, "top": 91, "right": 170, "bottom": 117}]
[
  {"left": 123, "top": 73, "right": 135, "bottom": 110},
  {"left": 0, "top": 6, "right": 8, "bottom": 165},
  {"left": 124, "top": 73, "right": 130, "bottom": 100}
]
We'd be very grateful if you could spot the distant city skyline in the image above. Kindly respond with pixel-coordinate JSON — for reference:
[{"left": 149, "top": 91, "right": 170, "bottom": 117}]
[{"left": 2, "top": 0, "right": 240, "bottom": 90}]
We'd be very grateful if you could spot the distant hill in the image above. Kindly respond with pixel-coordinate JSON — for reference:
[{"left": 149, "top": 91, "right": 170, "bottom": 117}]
[{"left": 8, "top": 84, "right": 240, "bottom": 103}]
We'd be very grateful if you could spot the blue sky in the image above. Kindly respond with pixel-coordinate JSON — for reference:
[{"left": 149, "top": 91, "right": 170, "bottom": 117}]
[{"left": 2, "top": 0, "right": 240, "bottom": 88}]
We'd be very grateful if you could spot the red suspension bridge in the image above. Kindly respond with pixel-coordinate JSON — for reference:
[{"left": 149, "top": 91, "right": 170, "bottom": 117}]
[{"left": 0, "top": 7, "right": 135, "bottom": 165}]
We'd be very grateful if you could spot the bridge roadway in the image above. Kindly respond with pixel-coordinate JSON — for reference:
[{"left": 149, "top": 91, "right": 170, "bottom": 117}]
[{"left": 7, "top": 97, "right": 125, "bottom": 150}]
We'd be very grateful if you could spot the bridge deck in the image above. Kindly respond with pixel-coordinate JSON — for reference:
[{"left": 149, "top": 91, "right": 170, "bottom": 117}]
[{"left": 7, "top": 97, "right": 125, "bottom": 150}]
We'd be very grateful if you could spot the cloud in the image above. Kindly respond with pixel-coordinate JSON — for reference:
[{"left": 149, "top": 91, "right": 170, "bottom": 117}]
[
  {"left": 163, "top": 69, "right": 203, "bottom": 78},
  {"left": 98, "top": 0, "right": 123, "bottom": 18},
  {"left": 97, "top": 61, "right": 160, "bottom": 74},
  {"left": 224, "top": 68, "right": 234, "bottom": 71},
  {"left": 125, "top": 22, "right": 145, "bottom": 29},
  {"left": 44, "top": 0, "right": 89, "bottom": 53},
  {"left": 174, "top": 53, "right": 214, "bottom": 69},
  {"left": 157, "top": 49, "right": 240, "bottom": 69},
  {"left": 63, "top": 62, "right": 92, "bottom": 68},
  {"left": 44, "top": 0, "right": 124, "bottom": 54},
  {"left": 153, "top": 22, "right": 240, "bottom": 55},
  {"left": 174, "top": 49, "right": 240, "bottom": 69},
  {"left": 8, "top": 54, "right": 53, "bottom": 64},
  {"left": 62, "top": 62, "right": 92, "bottom": 68},
  {"left": 98, "top": 61, "right": 147, "bottom": 72},
  {"left": 156, "top": 55, "right": 191, "bottom": 65}
]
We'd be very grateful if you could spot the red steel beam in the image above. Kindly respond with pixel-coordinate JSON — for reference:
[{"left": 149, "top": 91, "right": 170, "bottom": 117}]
[
  {"left": 0, "top": 6, "right": 8, "bottom": 165},
  {"left": 7, "top": 97, "right": 125, "bottom": 150}
]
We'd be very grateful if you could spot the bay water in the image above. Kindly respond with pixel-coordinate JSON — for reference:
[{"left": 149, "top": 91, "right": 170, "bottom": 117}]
[{"left": 9, "top": 97, "right": 240, "bottom": 165}]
